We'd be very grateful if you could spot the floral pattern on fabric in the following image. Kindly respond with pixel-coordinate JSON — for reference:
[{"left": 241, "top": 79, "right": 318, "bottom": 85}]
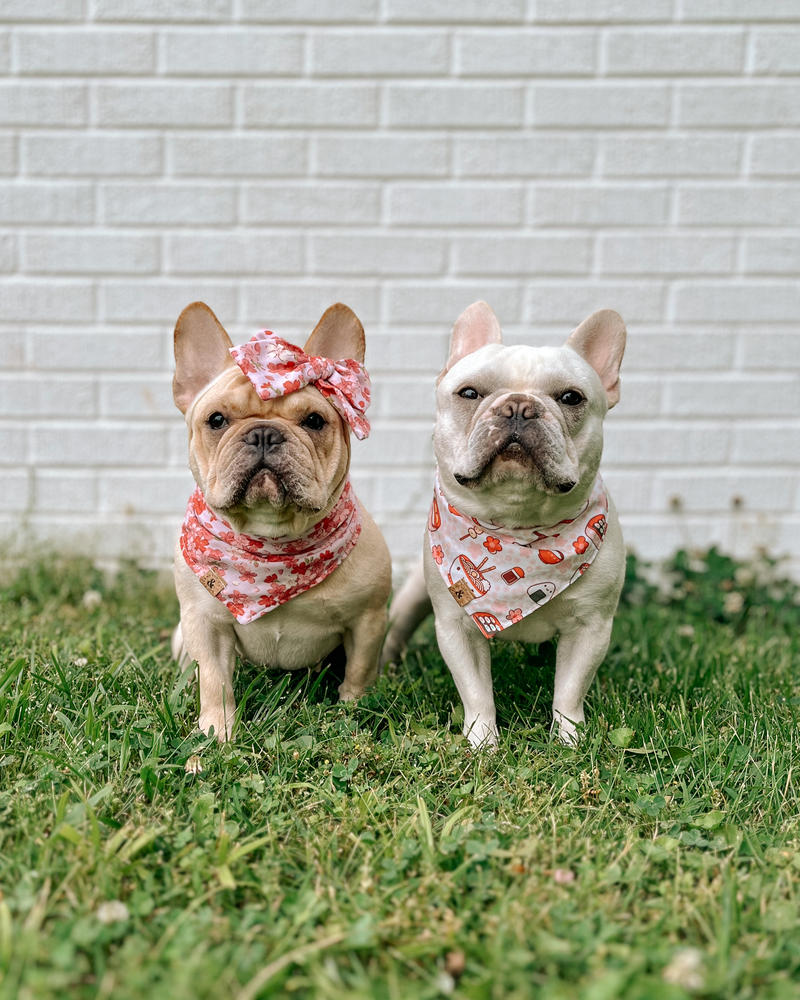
[
  {"left": 180, "top": 480, "right": 362, "bottom": 624},
  {"left": 230, "top": 331, "right": 371, "bottom": 440},
  {"left": 428, "top": 470, "right": 609, "bottom": 639}
]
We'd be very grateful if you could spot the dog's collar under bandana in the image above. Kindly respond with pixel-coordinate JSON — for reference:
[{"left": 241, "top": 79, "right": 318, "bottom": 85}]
[
  {"left": 180, "top": 480, "right": 362, "bottom": 624},
  {"left": 428, "top": 471, "right": 609, "bottom": 638}
]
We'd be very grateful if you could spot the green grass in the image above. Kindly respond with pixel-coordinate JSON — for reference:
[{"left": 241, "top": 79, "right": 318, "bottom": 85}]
[{"left": 1, "top": 550, "right": 799, "bottom": 1000}]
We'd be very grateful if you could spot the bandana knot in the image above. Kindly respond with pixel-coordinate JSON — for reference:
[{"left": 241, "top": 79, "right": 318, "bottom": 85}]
[
  {"left": 230, "top": 331, "right": 371, "bottom": 440},
  {"left": 429, "top": 471, "right": 609, "bottom": 639}
]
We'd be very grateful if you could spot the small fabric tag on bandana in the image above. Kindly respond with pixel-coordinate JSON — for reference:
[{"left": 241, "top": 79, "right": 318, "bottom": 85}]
[
  {"left": 180, "top": 480, "right": 362, "bottom": 624},
  {"left": 428, "top": 471, "right": 609, "bottom": 639},
  {"left": 229, "top": 331, "right": 371, "bottom": 440}
]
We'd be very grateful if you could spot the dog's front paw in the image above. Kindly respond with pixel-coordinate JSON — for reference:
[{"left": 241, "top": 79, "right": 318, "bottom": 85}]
[
  {"left": 337, "top": 681, "right": 365, "bottom": 703},
  {"left": 199, "top": 709, "right": 234, "bottom": 742},
  {"left": 464, "top": 718, "right": 499, "bottom": 750},
  {"left": 551, "top": 711, "right": 581, "bottom": 747}
]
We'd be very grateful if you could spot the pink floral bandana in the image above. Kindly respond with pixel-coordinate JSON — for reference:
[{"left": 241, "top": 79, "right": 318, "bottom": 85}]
[
  {"left": 428, "top": 471, "right": 609, "bottom": 639},
  {"left": 230, "top": 331, "right": 371, "bottom": 440},
  {"left": 180, "top": 481, "right": 362, "bottom": 624}
]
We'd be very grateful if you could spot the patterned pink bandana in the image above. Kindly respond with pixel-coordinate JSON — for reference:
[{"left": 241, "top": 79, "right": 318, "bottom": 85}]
[
  {"left": 428, "top": 472, "right": 609, "bottom": 638},
  {"left": 230, "top": 331, "right": 371, "bottom": 440},
  {"left": 180, "top": 480, "right": 362, "bottom": 624}
]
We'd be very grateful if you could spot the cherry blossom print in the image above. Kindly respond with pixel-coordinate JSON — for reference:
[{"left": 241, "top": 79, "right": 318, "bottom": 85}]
[
  {"left": 428, "top": 470, "right": 608, "bottom": 639},
  {"left": 180, "top": 480, "right": 362, "bottom": 624},
  {"left": 229, "top": 330, "right": 371, "bottom": 440}
]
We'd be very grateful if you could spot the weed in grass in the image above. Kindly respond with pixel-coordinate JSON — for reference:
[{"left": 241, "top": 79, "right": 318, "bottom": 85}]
[{"left": 0, "top": 550, "right": 799, "bottom": 999}]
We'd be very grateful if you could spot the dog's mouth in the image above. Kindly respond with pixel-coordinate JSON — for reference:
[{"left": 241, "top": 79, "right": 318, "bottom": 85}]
[
  {"left": 453, "top": 432, "right": 577, "bottom": 495},
  {"left": 239, "top": 465, "right": 287, "bottom": 507}
]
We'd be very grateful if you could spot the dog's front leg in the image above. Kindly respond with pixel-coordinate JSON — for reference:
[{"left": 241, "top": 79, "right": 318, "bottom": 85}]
[
  {"left": 182, "top": 616, "right": 237, "bottom": 741},
  {"left": 551, "top": 617, "right": 614, "bottom": 745},
  {"left": 339, "top": 605, "right": 388, "bottom": 702},
  {"left": 436, "top": 615, "right": 498, "bottom": 748}
]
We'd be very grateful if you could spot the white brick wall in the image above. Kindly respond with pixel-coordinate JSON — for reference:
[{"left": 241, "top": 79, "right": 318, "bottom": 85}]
[{"left": 1, "top": 4, "right": 799, "bottom": 579}]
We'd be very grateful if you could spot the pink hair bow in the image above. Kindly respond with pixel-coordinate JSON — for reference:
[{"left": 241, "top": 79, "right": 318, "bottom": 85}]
[{"left": 230, "top": 330, "right": 371, "bottom": 440}]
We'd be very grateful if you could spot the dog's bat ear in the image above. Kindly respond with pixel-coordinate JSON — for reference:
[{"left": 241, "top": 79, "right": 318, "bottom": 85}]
[
  {"left": 444, "top": 301, "right": 503, "bottom": 374},
  {"left": 566, "top": 309, "right": 627, "bottom": 409},
  {"left": 304, "top": 303, "right": 365, "bottom": 364},
  {"left": 173, "top": 302, "right": 234, "bottom": 414}
]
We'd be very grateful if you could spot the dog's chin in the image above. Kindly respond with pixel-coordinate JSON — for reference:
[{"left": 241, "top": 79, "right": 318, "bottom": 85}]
[
  {"left": 241, "top": 468, "right": 287, "bottom": 508},
  {"left": 454, "top": 444, "right": 577, "bottom": 497}
]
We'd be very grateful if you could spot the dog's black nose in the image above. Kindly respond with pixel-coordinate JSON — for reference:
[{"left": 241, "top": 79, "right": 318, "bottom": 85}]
[
  {"left": 496, "top": 394, "right": 540, "bottom": 422},
  {"left": 243, "top": 424, "right": 284, "bottom": 453},
  {"left": 556, "top": 480, "right": 577, "bottom": 494}
]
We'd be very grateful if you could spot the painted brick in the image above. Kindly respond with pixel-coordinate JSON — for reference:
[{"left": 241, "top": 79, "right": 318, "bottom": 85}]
[
  {"left": 357, "top": 423, "right": 434, "bottom": 466},
  {"left": 243, "top": 182, "right": 381, "bottom": 225},
  {"left": 102, "top": 183, "right": 237, "bottom": 225},
  {"left": 532, "top": 83, "right": 670, "bottom": 127},
  {"left": 23, "top": 133, "right": 162, "bottom": 177},
  {"left": 601, "top": 135, "right": 742, "bottom": 177},
  {"left": 242, "top": 84, "right": 378, "bottom": 128},
  {"left": 598, "top": 235, "right": 736, "bottom": 275},
  {"left": 452, "top": 234, "right": 592, "bottom": 275},
  {"left": 0, "top": 327, "right": 24, "bottom": 367},
  {"left": 677, "top": 184, "right": 800, "bottom": 227},
  {"left": 0, "top": 182, "right": 93, "bottom": 225},
  {"left": 366, "top": 330, "right": 449, "bottom": 373},
  {"left": 3, "top": 1, "right": 83, "bottom": 19},
  {"left": 526, "top": 282, "right": 665, "bottom": 324},
  {"left": 0, "top": 280, "right": 94, "bottom": 322},
  {"left": 31, "top": 424, "right": 168, "bottom": 466},
  {"left": 0, "top": 83, "right": 86, "bottom": 126},
  {"left": 167, "top": 134, "right": 306, "bottom": 177},
  {"left": 30, "top": 330, "right": 163, "bottom": 372},
  {"left": 23, "top": 233, "right": 159, "bottom": 275},
  {"left": 385, "top": 0, "right": 523, "bottom": 22},
  {"left": 531, "top": 184, "right": 669, "bottom": 226},
  {"left": 101, "top": 282, "right": 237, "bottom": 324},
  {"left": 241, "top": 283, "right": 380, "bottom": 326},
  {"left": 455, "top": 30, "right": 597, "bottom": 76},
  {"left": 162, "top": 29, "right": 303, "bottom": 76},
  {"left": 743, "top": 237, "right": 800, "bottom": 275},
  {"left": 95, "top": 84, "right": 232, "bottom": 128},
  {"left": 751, "top": 29, "right": 800, "bottom": 74},
  {"left": 34, "top": 470, "right": 96, "bottom": 513},
  {"left": 456, "top": 135, "right": 595, "bottom": 177},
  {"left": 384, "top": 283, "right": 522, "bottom": 324},
  {"left": 654, "top": 471, "right": 796, "bottom": 514},
  {"left": 679, "top": 1, "right": 800, "bottom": 21},
  {"left": 666, "top": 376, "right": 800, "bottom": 418},
  {"left": 0, "top": 135, "right": 16, "bottom": 174},
  {"left": 673, "top": 282, "right": 800, "bottom": 323},
  {"left": 603, "top": 423, "right": 732, "bottom": 466},
  {"left": 389, "top": 184, "right": 523, "bottom": 226},
  {"left": 0, "top": 375, "right": 95, "bottom": 417},
  {"left": 309, "top": 234, "right": 447, "bottom": 276},
  {"left": 0, "top": 427, "right": 28, "bottom": 466},
  {"left": 535, "top": 0, "right": 673, "bottom": 22},
  {"left": 624, "top": 331, "right": 736, "bottom": 372},
  {"left": 739, "top": 330, "right": 800, "bottom": 370},
  {"left": 678, "top": 84, "right": 800, "bottom": 127},
  {"left": 15, "top": 29, "right": 155, "bottom": 75},
  {"left": 166, "top": 232, "right": 304, "bottom": 275},
  {"left": 604, "top": 29, "right": 744, "bottom": 75},
  {"left": 239, "top": 0, "right": 378, "bottom": 22},
  {"left": 101, "top": 471, "right": 194, "bottom": 515},
  {"left": 311, "top": 30, "right": 449, "bottom": 77},
  {"left": 0, "top": 234, "right": 16, "bottom": 273},
  {"left": 373, "top": 376, "right": 436, "bottom": 420},
  {"left": 749, "top": 136, "right": 800, "bottom": 177},
  {"left": 313, "top": 135, "right": 449, "bottom": 178},
  {"left": 0, "top": 471, "right": 30, "bottom": 512},
  {"left": 94, "top": 0, "right": 231, "bottom": 20},
  {"left": 99, "top": 375, "right": 176, "bottom": 419},
  {"left": 0, "top": 33, "right": 9, "bottom": 74},
  {"left": 386, "top": 84, "right": 524, "bottom": 128},
  {"left": 732, "top": 425, "right": 800, "bottom": 465}
]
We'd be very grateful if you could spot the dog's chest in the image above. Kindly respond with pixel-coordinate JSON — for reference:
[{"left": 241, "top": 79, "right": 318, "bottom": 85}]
[{"left": 233, "top": 595, "right": 343, "bottom": 670}]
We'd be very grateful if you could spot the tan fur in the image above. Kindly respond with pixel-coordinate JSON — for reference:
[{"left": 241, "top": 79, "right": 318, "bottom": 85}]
[{"left": 173, "top": 302, "right": 391, "bottom": 741}]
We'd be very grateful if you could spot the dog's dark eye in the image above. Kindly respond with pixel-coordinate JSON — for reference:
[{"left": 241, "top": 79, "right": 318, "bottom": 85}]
[
  {"left": 458, "top": 387, "right": 481, "bottom": 400},
  {"left": 207, "top": 411, "right": 227, "bottom": 430},
  {"left": 558, "top": 390, "right": 584, "bottom": 407},
  {"left": 302, "top": 412, "right": 326, "bottom": 431}
]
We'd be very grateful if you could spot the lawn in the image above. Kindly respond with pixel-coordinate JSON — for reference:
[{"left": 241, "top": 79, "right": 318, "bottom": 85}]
[{"left": 1, "top": 550, "right": 799, "bottom": 1000}]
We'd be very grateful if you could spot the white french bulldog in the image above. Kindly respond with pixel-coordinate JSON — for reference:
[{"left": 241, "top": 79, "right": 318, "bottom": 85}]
[
  {"left": 384, "top": 301, "right": 627, "bottom": 747},
  {"left": 172, "top": 301, "right": 391, "bottom": 741}
]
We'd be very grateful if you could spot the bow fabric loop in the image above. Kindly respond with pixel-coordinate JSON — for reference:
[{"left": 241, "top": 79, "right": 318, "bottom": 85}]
[{"left": 230, "top": 331, "right": 371, "bottom": 440}]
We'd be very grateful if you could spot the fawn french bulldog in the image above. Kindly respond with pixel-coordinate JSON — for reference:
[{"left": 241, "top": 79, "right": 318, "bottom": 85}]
[
  {"left": 384, "top": 301, "right": 627, "bottom": 747},
  {"left": 172, "top": 301, "right": 391, "bottom": 741}
]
